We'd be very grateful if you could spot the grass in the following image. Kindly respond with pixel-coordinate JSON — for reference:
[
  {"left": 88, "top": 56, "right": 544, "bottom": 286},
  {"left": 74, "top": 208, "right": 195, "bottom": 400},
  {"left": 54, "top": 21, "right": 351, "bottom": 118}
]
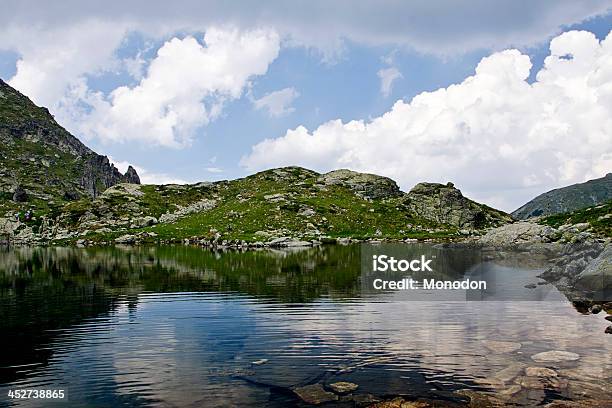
[{"left": 539, "top": 200, "right": 612, "bottom": 237}]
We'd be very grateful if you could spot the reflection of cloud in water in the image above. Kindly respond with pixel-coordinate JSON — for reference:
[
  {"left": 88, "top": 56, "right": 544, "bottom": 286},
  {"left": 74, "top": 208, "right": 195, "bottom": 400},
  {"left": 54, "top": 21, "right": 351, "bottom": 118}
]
[{"left": 2, "top": 245, "right": 611, "bottom": 405}]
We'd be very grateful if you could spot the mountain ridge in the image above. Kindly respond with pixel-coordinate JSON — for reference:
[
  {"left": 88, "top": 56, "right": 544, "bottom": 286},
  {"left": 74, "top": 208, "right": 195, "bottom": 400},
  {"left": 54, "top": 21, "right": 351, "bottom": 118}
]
[
  {"left": 512, "top": 173, "right": 612, "bottom": 219},
  {"left": 0, "top": 79, "right": 514, "bottom": 245}
]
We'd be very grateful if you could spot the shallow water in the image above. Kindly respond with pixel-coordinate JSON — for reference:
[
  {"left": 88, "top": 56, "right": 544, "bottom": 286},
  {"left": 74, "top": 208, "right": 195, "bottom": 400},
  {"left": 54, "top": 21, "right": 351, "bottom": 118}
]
[{"left": 0, "top": 244, "right": 610, "bottom": 407}]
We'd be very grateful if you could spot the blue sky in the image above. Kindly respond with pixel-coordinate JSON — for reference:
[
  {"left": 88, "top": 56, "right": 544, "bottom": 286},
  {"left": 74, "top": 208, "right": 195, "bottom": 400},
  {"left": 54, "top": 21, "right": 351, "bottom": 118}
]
[{"left": 1, "top": 1, "right": 611, "bottom": 211}]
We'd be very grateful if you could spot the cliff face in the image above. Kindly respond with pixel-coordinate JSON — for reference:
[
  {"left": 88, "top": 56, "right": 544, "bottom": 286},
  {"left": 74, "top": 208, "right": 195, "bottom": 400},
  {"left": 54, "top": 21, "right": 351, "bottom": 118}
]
[
  {"left": 512, "top": 174, "right": 612, "bottom": 219},
  {"left": 0, "top": 78, "right": 139, "bottom": 203}
]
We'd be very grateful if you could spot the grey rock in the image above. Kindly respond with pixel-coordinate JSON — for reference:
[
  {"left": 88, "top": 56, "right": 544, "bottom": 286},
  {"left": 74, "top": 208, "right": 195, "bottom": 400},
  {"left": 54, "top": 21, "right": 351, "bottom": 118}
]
[
  {"left": 115, "top": 234, "right": 136, "bottom": 244},
  {"left": 12, "top": 185, "right": 28, "bottom": 202},
  {"left": 318, "top": 169, "right": 401, "bottom": 200},
  {"left": 574, "top": 244, "right": 612, "bottom": 295},
  {"left": 124, "top": 165, "right": 140, "bottom": 184},
  {"left": 404, "top": 182, "right": 512, "bottom": 229},
  {"left": 478, "top": 221, "right": 558, "bottom": 247}
]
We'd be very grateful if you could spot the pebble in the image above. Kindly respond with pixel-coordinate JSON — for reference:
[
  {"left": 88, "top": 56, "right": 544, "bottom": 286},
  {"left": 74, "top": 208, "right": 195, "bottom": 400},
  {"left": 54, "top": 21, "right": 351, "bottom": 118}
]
[{"left": 590, "top": 304, "right": 602, "bottom": 314}]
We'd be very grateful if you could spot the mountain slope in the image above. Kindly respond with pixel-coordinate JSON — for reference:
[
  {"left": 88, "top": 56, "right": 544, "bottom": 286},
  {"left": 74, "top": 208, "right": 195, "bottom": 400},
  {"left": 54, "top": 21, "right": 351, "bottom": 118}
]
[
  {"left": 0, "top": 78, "right": 139, "bottom": 213},
  {"left": 512, "top": 174, "right": 612, "bottom": 219}
]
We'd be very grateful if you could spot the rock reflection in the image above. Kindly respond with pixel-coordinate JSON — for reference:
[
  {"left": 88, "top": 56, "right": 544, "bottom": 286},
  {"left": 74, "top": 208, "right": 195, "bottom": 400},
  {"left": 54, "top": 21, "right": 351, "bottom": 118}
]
[{"left": 0, "top": 245, "right": 610, "bottom": 407}]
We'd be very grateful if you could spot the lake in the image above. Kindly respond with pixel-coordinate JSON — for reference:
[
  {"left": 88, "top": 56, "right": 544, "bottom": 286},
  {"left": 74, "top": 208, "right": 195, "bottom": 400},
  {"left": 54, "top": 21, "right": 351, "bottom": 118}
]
[{"left": 0, "top": 244, "right": 610, "bottom": 407}]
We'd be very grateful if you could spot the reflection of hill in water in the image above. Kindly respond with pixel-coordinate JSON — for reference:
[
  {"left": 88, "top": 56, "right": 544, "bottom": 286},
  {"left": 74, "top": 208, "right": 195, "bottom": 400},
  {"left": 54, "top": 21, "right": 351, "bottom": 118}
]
[
  {"left": 2, "top": 245, "right": 610, "bottom": 407},
  {"left": 0, "top": 244, "right": 487, "bottom": 303},
  {"left": 0, "top": 244, "right": 484, "bottom": 384}
]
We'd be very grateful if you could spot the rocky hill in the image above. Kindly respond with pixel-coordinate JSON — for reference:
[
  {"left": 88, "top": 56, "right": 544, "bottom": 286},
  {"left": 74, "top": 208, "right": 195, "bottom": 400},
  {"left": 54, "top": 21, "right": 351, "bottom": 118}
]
[
  {"left": 512, "top": 174, "right": 612, "bottom": 219},
  {"left": 1, "top": 164, "right": 512, "bottom": 245},
  {"left": 0, "top": 78, "right": 139, "bottom": 215}
]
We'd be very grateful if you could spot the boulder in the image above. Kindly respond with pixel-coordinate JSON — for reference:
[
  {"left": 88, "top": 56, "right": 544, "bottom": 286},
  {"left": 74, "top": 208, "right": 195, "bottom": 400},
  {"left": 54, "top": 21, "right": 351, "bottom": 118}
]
[
  {"left": 574, "top": 244, "right": 611, "bottom": 296},
  {"left": 318, "top": 169, "right": 401, "bottom": 200},
  {"left": 12, "top": 185, "right": 28, "bottom": 202}
]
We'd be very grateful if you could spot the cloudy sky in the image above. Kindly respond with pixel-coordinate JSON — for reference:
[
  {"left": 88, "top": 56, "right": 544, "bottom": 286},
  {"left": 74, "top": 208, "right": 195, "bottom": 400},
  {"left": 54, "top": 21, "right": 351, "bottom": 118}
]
[{"left": 1, "top": 1, "right": 611, "bottom": 211}]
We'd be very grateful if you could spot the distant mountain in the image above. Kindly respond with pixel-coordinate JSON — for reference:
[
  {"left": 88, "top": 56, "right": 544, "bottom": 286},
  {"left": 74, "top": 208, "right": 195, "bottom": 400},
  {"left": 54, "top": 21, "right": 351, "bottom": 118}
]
[
  {"left": 512, "top": 174, "right": 612, "bottom": 219},
  {"left": 0, "top": 79, "right": 139, "bottom": 212}
]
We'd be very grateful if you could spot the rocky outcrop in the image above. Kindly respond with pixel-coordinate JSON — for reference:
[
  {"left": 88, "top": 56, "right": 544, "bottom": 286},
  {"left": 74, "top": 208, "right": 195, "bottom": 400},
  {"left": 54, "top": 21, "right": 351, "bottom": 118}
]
[
  {"left": 124, "top": 166, "right": 141, "bottom": 184},
  {"left": 477, "top": 221, "right": 558, "bottom": 247},
  {"left": 0, "top": 78, "right": 139, "bottom": 201},
  {"left": 574, "top": 244, "right": 611, "bottom": 296},
  {"left": 512, "top": 173, "right": 612, "bottom": 219},
  {"left": 81, "top": 155, "right": 140, "bottom": 197},
  {"left": 403, "top": 182, "right": 512, "bottom": 229},
  {"left": 318, "top": 169, "right": 401, "bottom": 200}
]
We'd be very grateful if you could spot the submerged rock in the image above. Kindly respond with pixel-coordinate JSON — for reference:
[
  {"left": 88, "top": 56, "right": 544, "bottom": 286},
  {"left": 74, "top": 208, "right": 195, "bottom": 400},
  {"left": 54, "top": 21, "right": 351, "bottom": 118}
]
[
  {"left": 328, "top": 381, "right": 358, "bottom": 394},
  {"left": 531, "top": 351, "right": 580, "bottom": 363},
  {"left": 525, "top": 367, "right": 558, "bottom": 378},
  {"left": 482, "top": 340, "right": 522, "bottom": 353},
  {"left": 293, "top": 384, "right": 338, "bottom": 405}
]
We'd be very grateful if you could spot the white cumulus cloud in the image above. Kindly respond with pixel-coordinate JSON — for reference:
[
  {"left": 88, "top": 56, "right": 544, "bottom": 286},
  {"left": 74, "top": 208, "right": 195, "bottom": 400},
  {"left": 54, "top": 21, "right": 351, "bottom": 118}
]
[
  {"left": 63, "top": 27, "right": 280, "bottom": 147},
  {"left": 241, "top": 30, "right": 612, "bottom": 212},
  {"left": 6, "top": 20, "right": 128, "bottom": 108},
  {"left": 253, "top": 87, "right": 300, "bottom": 117}
]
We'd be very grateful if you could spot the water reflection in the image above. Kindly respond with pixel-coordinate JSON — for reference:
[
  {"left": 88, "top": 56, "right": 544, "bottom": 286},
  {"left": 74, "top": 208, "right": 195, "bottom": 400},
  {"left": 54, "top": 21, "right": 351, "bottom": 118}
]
[{"left": 0, "top": 245, "right": 610, "bottom": 407}]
